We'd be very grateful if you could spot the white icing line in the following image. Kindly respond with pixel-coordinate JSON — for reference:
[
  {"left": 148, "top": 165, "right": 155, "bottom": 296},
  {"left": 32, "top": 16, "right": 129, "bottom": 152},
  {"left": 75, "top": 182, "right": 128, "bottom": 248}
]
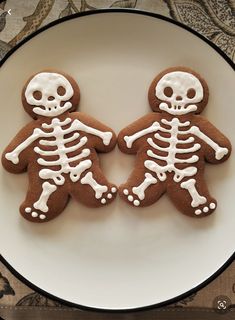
[
  {"left": 132, "top": 173, "right": 157, "bottom": 200},
  {"left": 81, "top": 172, "right": 108, "bottom": 199},
  {"left": 33, "top": 182, "right": 57, "bottom": 213},
  {"left": 180, "top": 179, "right": 206, "bottom": 208}
]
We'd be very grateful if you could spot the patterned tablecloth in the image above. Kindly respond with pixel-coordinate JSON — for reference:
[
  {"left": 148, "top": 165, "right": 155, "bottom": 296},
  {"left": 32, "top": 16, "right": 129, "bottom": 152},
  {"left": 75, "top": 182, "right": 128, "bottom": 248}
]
[{"left": 0, "top": 1, "right": 234, "bottom": 319}]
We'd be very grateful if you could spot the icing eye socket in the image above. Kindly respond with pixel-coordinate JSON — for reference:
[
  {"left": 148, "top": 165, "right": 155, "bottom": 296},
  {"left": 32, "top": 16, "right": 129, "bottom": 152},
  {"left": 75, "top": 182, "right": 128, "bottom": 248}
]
[
  {"left": 33, "top": 91, "right": 42, "bottom": 100},
  {"left": 57, "top": 86, "right": 66, "bottom": 96},
  {"left": 163, "top": 86, "right": 173, "bottom": 97},
  {"left": 187, "top": 88, "right": 196, "bottom": 99}
]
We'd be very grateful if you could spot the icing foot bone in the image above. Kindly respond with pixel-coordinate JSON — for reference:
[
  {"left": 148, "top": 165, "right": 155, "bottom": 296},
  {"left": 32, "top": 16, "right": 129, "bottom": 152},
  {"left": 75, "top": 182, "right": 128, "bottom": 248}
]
[
  {"left": 194, "top": 202, "right": 216, "bottom": 216},
  {"left": 24, "top": 207, "right": 47, "bottom": 221}
]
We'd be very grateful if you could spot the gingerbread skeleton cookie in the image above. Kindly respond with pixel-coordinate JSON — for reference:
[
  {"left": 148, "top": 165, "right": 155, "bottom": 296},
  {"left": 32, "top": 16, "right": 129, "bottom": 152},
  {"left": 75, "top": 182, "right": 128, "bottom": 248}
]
[
  {"left": 118, "top": 67, "right": 231, "bottom": 217},
  {"left": 2, "top": 71, "right": 117, "bottom": 222}
]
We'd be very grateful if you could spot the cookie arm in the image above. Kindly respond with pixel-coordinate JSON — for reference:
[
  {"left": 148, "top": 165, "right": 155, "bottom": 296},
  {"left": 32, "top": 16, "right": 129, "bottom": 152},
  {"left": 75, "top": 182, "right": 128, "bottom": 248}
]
[
  {"left": 2, "top": 123, "right": 41, "bottom": 173},
  {"left": 192, "top": 116, "right": 232, "bottom": 163},
  {"left": 72, "top": 113, "right": 116, "bottom": 152},
  {"left": 118, "top": 114, "right": 161, "bottom": 154}
]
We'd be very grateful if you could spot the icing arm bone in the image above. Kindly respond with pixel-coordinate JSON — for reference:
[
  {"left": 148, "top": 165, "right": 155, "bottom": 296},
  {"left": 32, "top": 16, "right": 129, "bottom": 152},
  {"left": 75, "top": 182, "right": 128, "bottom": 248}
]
[
  {"left": 73, "top": 119, "right": 112, "bottom": 146},
  {"left": 5, "top": 128, "right": 50, "bottom": 164},
  {"left": 124, "top": 121, "right": 160, "bottom": 148},
  {"left": 190, "top": 126, "right": 228, "bottom": 160}
]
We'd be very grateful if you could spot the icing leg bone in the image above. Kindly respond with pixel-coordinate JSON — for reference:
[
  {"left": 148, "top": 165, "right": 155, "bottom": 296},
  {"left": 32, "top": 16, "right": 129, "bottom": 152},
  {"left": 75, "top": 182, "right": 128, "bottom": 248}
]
[
  {"left": 73, "top": 119, "right": 112, "bottom": 145},
  {"left": 180, "top": 179, "right": 206, "bottom": 207},
  {"left": 81, "top": 172, "right": 108, "bottom": 200},
  {"left": 33, "top": 182, "right": 57, "bottom": 213},
  {"left": 69, "top": 160, "right": 92, "bottom": 182},
  {"left": 190, "top": 126, "right": 228, "bottom": 160},
  {"left": 132, "top": 173, "right": 157, "bottom": 200},
  {"left": 124, "top": 121, "right": 160, "bottom": 148},
  {"left": 5, "top": 128, "right": 51, "bottom": 164}
]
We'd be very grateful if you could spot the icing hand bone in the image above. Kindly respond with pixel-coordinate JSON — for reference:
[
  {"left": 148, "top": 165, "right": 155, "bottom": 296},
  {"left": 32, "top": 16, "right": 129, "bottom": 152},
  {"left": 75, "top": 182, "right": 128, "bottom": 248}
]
[{"left": 72, "top": 119, "right": 112, "bottom": 145}]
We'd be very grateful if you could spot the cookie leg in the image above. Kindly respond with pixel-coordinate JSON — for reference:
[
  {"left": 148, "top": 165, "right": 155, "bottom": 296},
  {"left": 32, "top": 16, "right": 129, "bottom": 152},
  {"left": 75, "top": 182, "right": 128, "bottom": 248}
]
[
  {"left": 20, "top": 180, "right": 69, "bottom": 223},
  {"left": 167, "top": 177, "right": 217, "bottom": 217},
  {"left": 119, "top": 168, "right": 166, "bottom": 207},
  {"left": 70, "top": 167, "right": 117, "bottom": 207}
]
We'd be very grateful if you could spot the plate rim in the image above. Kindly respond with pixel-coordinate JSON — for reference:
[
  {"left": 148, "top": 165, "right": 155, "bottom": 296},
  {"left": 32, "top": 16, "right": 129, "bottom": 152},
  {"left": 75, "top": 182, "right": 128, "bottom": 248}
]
[{"left": 0, "top": 8, "right": 234, "bottom": 313}]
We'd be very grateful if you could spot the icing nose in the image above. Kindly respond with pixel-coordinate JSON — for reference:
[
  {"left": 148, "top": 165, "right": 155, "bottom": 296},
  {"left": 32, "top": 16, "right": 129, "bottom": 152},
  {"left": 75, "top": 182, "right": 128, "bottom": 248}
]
[
  {"left": 176, "top": 95, "right": 183, "bottom": 101},
  {"left": 48, "top": 96, "right": 55, "bottom": 101}
]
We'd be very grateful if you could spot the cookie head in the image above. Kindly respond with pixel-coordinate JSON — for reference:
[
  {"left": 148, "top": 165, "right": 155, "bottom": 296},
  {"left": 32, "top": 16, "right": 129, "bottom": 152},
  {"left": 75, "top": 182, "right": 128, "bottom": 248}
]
[
  {"left": 22, "top": 71, "right": 80, "bottom": 119},
  {"left": 148, "top": 68, "right": 208, "bottom": 115}
]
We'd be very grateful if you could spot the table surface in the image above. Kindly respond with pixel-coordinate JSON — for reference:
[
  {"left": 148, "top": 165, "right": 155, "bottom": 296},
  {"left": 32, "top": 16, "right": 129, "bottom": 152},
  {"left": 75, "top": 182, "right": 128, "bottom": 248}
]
[{"left": 0, "top": 1, "right": 234, "bottom": 319}]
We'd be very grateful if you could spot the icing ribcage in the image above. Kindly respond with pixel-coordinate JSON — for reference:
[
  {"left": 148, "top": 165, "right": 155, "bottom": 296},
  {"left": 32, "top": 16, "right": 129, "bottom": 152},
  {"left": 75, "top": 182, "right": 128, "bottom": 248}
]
[
  {"left": 36, "top": 118, "right": 91, "bottom": 185},
  {"left": 35, "top": 136, "right": 88, "bottom": 162},
  {"left": 145, "top": 118, "right": 201, "bottom": 182}
]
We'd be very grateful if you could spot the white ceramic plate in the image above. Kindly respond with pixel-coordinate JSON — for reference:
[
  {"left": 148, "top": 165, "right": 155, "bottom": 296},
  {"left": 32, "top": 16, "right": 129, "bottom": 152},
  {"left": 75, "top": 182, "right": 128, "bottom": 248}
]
[{"left": 0, "top": 10, "right": 234, "bottom": 311}]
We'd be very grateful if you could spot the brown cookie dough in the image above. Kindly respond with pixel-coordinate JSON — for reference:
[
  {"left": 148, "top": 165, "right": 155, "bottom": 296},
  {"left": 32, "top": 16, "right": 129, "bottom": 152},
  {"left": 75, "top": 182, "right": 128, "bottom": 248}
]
[
  {"left": 118, "top": 67, "right": 231, "bottom": 217},
  {"left": 2, "top": 70, "right": 117, "bottom": 223}
]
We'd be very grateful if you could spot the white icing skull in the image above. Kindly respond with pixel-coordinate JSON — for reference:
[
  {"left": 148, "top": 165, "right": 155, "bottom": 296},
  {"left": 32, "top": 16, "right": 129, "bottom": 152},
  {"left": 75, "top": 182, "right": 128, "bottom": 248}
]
[
  {"left": 25, "top": 72, "right": 74, "bottom": 117},
  {"left": 155, "top": 71, "right": 204, "bottom": 115}
]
